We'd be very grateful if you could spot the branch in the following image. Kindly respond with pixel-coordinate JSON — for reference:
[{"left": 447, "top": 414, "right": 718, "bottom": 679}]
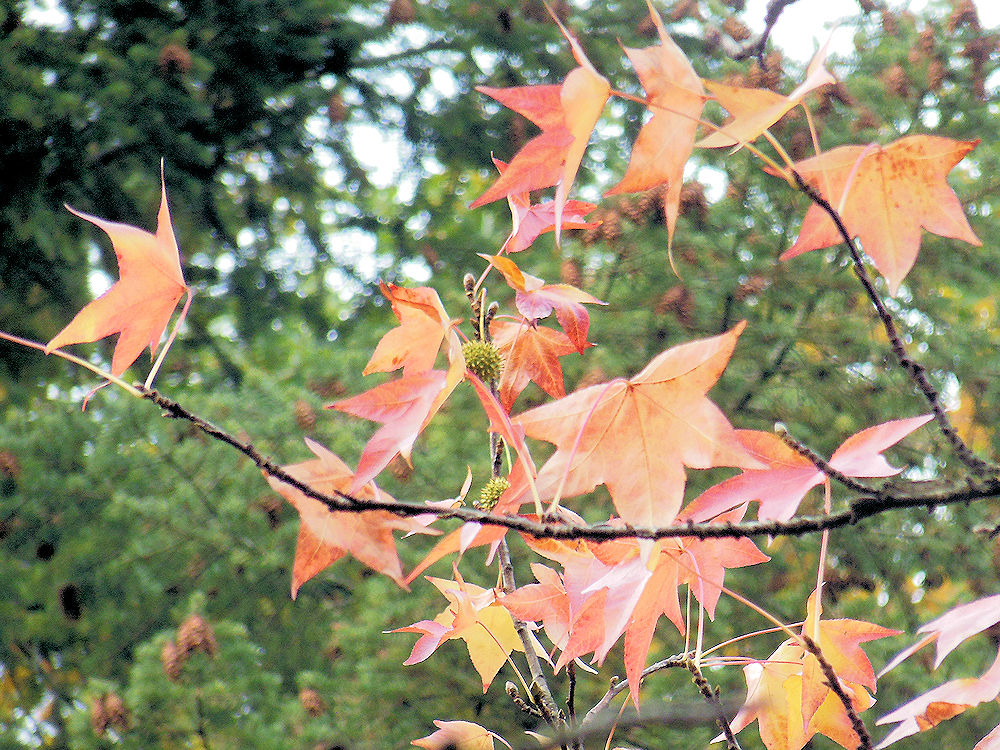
[
  {"left": 801, "top": 635, "right": 873, "bottom": 750},
  {"left": 137, "top": 387, "right": 1000, "bottom": 542},
  {"left": 686, "top": 660, "right": 743, "bottom": 750},
  {"left": 734, "top": 0, "right": 803, "bottom": 63},
  {"left": 581, "top": 653, "right": 691, "bottom": 730},
  {"left": 792, "top": 170, "right": 998, "bottom": 475},
  {"left": 776, "top": 427, "right": 876, "bottom": 494}
]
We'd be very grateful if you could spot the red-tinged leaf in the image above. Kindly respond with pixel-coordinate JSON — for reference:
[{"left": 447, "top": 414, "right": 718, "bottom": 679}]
[
  {"left": 472, "top": 24, "right": 609, "bottom": 245},
  {"left": 514, "top": 323, "right": 761, "bottom": 527},
  {"left": 413, "top": 720, "right": 498, "bottom": 750},
  {"left": 491, "top": 319, "right": 579, "bottom": 409},
  {"left": 47, "top": 166, "right": 188, "bottom": 376},
  {"left": 482, "top": 254, "right": 604, "bottom": 353},
  {"left": 621, "top": 506, "right": 768, "bottom": 707},
  {"left": 492, "top": 158, "right": 601, "bottom": 254},
  {"left": 876, "top": 647, "right": 1000, "bottom": 748},
  {"left": 406, "top": 523, "right": 509, "bottom": 585},
  {"left": 696, "top": 33, "right": 835, "bottom": 149},
  {"left": 684, "top": 415, "right": 932, "bottom": 522},
  {"left": 605, "top": 0, "right": 705, "bottom": 246},
  {"left": 882, "top": 593, "right": 1000, "bottom": 674},
  {"left": 395, "top": 574, "right": 524, "bottom": 692},
  {"left": 266, "top": 438, "right": 426, "bottom": 596},
  {"left": 365, "top": 283, "right": 453, "bottom": 375},
  {"left": 781, "top": 136, "right": 982, "bottom": 295},
  {"left": 330, "top": 370, "right": 448, "bottom": 491}
]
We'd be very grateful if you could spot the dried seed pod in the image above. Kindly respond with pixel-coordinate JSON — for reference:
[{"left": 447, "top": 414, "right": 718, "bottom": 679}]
[
  {"left": 560, "top": 257, "right": 583, "bottom": 287},
  {"left": 176, "top": 613, "right": 218, "bottom": 658},
  {"left": 678, "top": 181, "right": 708, "bottom": 223},
  {"left": 300, "top": 688, "right": 326, "bottom": 717},
  {"left": 161, "top": 639, "right": 183, "bottom": 681},
  {"left": 948, "top": 0, "right": 980, "bottom": 33},
  {"left": 722, "top": 16, "right": 751, "bottom": 42},
  {"left": 881, "top": 64, "right": 910, "bottom": 98},
  {"left": 385, "top": 0, "right": 416, "bottom": 26},
  {"left": 927, "top": 58, "right": 947, "bottom": 91},
  {"left": 655, "top": 285, "right": 694, "bottom": 328},
  {"left": 294, "top": 399, "right": 316, "bottom": 430},
  {"left": 103, "top": 693, "right": 128, "bottom": 732}
]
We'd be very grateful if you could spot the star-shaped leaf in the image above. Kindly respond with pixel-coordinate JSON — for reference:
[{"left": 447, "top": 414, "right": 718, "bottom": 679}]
[
  {"left": 781, "top": 136, "right": 982, "bottom": 294},
  {"left": 47, "top": 165, "right": 189, "bottom": 376}
]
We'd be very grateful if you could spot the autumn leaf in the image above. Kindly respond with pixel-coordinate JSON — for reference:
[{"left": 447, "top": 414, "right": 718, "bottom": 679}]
[
  {"left": 364, "top": 283, "right": 454, "bottom": 376},
  {"left": 513, "top": 323, "right": 760, "bottom": 527},
  {"left": 47, "top": 164, "right": 189, "bottom": 377},
  {"left": 727, "top": 591, "right": 898, "bottom": 750},
  {"left": 696, "top": 33, "right": 835, "bottom": 149},
  {"left": 472, "top": 18, "right": 609, "bottom": 244},
  {"left": 396, "top": 573, "right": 526, "bottom": 692},
  {"left": 265, "top": 438, "right": 428, "bottom": 596},
  {"left": 482, "top": 254, "right": 604, "bottom": 353},
  {"left": 604, "top": 0, "right": 706, "bottom": 246},
  {"left": 781, "top": 136, "right": 982, "bottom": 295},
  {"left": 413, "top": 720, "right": 500, "bottom": 750},
  {"left": 491, "top": 318, "right": 580, "bottom": 409},
  {"left": 492, "top": 158, "right": 601, "bottom": 254},
  {"left": 876, "top": 648, "right": 1000, "bottom": 748},
  {"left": 684, "top": 414, "right": 933, "bottom": 522}
]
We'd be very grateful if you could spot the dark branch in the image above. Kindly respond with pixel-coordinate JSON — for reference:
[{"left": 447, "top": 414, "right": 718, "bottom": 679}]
[
  {"left": 138, "top": 387, "right": 1000, "bottom": 543},
  {"left": 734, "top": 0, "right": 803, "bottom": 63},
  {"left": 802, "top": 635, "right": 873, "bottom": 750},
  {"left": 686, "top": 660, "right": 743, "bottom": 750},
  {"left": 791, "top": 170, "right": 999, "bottom": 476}
]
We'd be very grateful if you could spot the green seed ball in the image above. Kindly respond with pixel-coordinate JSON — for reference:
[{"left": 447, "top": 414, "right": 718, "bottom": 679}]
[
  {"left": 476, "top": 476, "right": 510, "bottom": 511},
  {"left": 462, "top": 340, "right": 504, "bottom": 382}
]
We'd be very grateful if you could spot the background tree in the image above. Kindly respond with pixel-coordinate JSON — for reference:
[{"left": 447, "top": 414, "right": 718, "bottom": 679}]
[{"left": 2, "top": 0, "right": 1000, "bottom": 748}]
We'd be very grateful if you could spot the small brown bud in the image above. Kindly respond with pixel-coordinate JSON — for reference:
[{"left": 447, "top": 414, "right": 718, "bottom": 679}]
[{"left": 327, "top": 93, "right": 348, "bottom": 124}]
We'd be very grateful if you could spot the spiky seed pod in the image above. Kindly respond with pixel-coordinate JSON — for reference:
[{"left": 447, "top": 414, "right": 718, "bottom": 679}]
[
  {"left": 463, "top": 340, "right": 504, "bottom": 382},
  {"left": 177, "top": 613, "right": 218, "bottom": 657},
  {"left": 788, "top": 130, "right": 812, "bottom": 161},
  {"left": 722, "top": 16, "right": 751, "bottom": 42},
  {"left": 746, "top": 61, "right": 765, "bottom": 89},
  {"left": 477, "top": 476, "right": 510, "bottom": 510},
  {"left": 655, "top": 285, "right": 694, "bottom": 328},
  {"left": 294, "top": 399, "right": 316, "bottom": 430},
  {"left": 385, "top": 0, "right": 415, "bottom": 26},
  {"left": 300, "top": 688, "right": 326, "bottom": 717},
  {"left": 161, "top": 639, "right": 183, "bottom": 681}
]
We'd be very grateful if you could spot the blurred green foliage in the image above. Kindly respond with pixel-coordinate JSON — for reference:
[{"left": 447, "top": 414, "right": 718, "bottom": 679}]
[{"left": 3, "top": 0, "right": 1000, "bottom": 748}]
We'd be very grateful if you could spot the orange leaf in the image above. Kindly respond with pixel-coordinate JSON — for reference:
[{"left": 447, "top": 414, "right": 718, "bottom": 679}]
[
  {"left": 696, "top": 33, "right": 835, "bottom": 149},
  {"left": 266, "top": 438, "right": 427, "bottom": 596},
  {"left": 514, "top": 323, "right": 760, "bottom": 527},
  {"left": 472, "top": 21, "right": 609, "bottom": 245},
  {"left": 482, "top": 254, "right": 604, "bottom": 353},
  {"left": 47, "top": 165, "right": 188, "bottom": 376},
  {"left": 365, "top": 283, "right": 454, "bottom": 375},
  {"left": 491, "top": 319, "right": 580, "bottom": 409},
  {"left": 605, "top": 0, "right": 706, "bottom": 246},
  {"left": 781, "top": 136, "right": 982, "bottom": 294},
  {"left": 493, "top": 158, "right": 601, "bottom": 254}
]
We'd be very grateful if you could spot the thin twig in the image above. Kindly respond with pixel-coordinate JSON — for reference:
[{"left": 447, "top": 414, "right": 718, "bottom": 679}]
[
  {"left": 776, "top": 427, "right": 877, "bottom": 494},
  {"left": 791, "top": 170, "right": 998, "bottom": 475},
  {"left": 580, "top": 653, "right": 691, "bottom": 730},
  {"left": 685, "top": 660, "right": 743, "bottom": 750},
  {"left": 734, "top": 0, "right": 803, "bottom": 63},
  {"left": 801, "top": 635, "right": 873, "bottom": 750}
]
